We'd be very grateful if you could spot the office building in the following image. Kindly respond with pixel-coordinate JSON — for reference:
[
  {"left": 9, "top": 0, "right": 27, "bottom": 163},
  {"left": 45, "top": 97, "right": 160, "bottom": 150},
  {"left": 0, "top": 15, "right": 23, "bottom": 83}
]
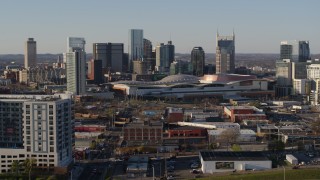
[
  {"left": 93, "top": 43, "right": 108, "bottom": 69},
  {"left": 170, "top": 60, "right": 192, "bottom": 75},
  {"left": 0, "top": 93, "right": 74, "bottom": 173},
  {"left": 216, "top": 32, "right": 235, "bottom": 74},
  {"left": 87, "top": 59, "right": 103, "bottom": 84},
  {"left": 280, "top": 40, "right": 310, "bottom": 62},
  {"left": 155, "top": 41, "right": 175, "bottom": 73},
  {"left": 65, "top": 37, "right": 86, "bottom": 95},
  {"left": 128, "top": 29, "right": 143, "bottom": 71},
  {"left": 133, "top": 60, "right": 150, "bottom": 75},
  {"left": 275, "top": 59, "right": 292, "bottom": 97},
  {"left": 191, "top": 47, "right": 205, "bottom": 76},
  {"left": 93, "top": 43, "right": 124, "bottom": 72},
  {"left": 24, "top": 38, "right": 37, "bottom": 69},
  {"left": 143, "top": 38, "right": 153, "bottom": 59}
]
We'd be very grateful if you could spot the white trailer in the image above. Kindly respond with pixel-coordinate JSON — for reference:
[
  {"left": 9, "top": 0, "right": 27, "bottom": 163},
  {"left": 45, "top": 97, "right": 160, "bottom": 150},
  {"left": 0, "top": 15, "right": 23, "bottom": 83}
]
[{"left": 286, "top": 154, "right": 298, "bottom": 165}]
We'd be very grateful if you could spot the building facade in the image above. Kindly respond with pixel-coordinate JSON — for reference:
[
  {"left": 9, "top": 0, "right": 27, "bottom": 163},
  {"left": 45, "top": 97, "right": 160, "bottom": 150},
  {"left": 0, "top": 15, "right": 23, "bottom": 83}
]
[
  {"left": 280, "top": 40, "right": 310, "bottom": 62},
  {"left": 0, "top": 94, "right": 74, "bottom": 173},
  {"left": 191, "top": 47, "right": 205, "bottom": 76},
  {"left": 87, "top": 59, "right": 103, "bottom": 84},
  {"left": 128, "top": 29, "right": 143, "bottom": 72},
  {"left": 216, "top": 32, "right": 235, "bottom": 74},
  {"left": 93, "top": 43, "right": 124, "bottom": 73},
  {"left": 143, "top": 38, "right": 153, "bottom": 59},
  {"left": 123, "top": 121, "right": 163, "bottom": 144},
  {"left": 65, "top": 37, "right": 86, "bottom": 95},
  {"left": 156, "top": 41, "right": 175, "bottom": 73},
  {"left": 24, "top": 38, "right": 37, "bottom": 69}
]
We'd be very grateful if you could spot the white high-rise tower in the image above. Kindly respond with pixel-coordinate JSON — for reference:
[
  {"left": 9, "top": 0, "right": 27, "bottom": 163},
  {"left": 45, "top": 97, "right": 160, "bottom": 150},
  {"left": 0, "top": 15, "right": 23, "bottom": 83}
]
[{"left": 65, "top": 37, "right": 86, "bottom": 95}]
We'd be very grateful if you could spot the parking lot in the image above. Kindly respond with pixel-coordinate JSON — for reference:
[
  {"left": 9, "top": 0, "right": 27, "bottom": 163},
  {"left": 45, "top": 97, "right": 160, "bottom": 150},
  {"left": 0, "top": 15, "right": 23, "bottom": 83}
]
[{"left": 147, "top": 155, "right": 206, "bottom": 179}]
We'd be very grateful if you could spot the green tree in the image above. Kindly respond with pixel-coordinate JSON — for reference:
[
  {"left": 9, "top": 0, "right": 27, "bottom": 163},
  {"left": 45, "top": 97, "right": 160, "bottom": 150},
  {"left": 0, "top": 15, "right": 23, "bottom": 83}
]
[
  {"left": 11, "top": 160, "right": 21, "bottom": 176},
  {"left": 268, "top": 140, "right": 285, "bottom": 152},
  {"left": 231, "top": 144, "right": 242, "bottom": 151},
  {"left": 248, "top": 101, "right": 261, "bottom": 108},
  {"left": 23, "top": 158, "right": 36, "bottom": 180}
]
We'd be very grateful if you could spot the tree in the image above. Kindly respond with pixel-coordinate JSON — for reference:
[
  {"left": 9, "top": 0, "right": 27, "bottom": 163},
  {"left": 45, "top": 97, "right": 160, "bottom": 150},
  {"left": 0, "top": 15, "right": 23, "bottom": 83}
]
[
  {"left": 23, "top": 158, "right": 36, "bottom": 180},
  {"left": 248, "top": 101, "right": 261, "bottom": 108},
  {"left": 268, "top": 140, "right": 285, "bottom": 152},
  {"left": 231, "top": 144, "right": 242, "bottom": 151},
  {"left": 11, "top": 160, "right": 21, "bottom": 176},
  {"left": 219, "top": 129, "right": 240, "bottom": 151}
]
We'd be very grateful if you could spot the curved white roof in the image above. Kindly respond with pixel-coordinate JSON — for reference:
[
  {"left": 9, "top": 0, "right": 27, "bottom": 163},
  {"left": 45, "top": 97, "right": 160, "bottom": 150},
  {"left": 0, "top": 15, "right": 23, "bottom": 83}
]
[{"left": 158, "top": 74, "right": 200, "bottom": 83}]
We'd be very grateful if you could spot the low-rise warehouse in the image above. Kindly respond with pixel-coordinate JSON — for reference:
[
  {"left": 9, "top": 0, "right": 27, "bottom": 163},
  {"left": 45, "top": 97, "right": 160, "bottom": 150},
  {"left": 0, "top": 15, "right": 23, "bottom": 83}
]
[{"left": 200, "top": 151, "right": 272, "bottom": 173}]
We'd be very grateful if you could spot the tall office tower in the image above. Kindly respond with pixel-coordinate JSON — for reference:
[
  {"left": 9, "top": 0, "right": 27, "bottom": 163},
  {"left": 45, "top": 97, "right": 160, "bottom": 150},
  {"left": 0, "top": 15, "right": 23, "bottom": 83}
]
[
  {"left": 128, "top": 29, "right": 143, "bottom": 72},
  {"left": 191, "top": 47, "right": 205, "bottom": 76},
  {"left": 87, "top": 59, "right": 103, "bottom": 84},
  {"left": 216, "top": 32, "right": 235, "bottom": 74},
  {"left": 93, "top": 43, "right": 108, "bottom": 68},
  {"left": 93, "top": 43, "right": 124, "bottom": 72},
  {"left": 280, "top": 40, "right": 310, "bottom": 62},
  {"left": 65, "top": 37, "right": 86, "bottom": 95},
  {"left": 143, "top": 38, "right": 153, "bottom": 59},
  {"left": 24, "top": 38, "right": 37, "bottom": 68},
  {"left": 155, "top": 41, "right": 175, "bottom": 73},
  {"left": 0, "top": 93, "right": 74, "bottom": 173}
]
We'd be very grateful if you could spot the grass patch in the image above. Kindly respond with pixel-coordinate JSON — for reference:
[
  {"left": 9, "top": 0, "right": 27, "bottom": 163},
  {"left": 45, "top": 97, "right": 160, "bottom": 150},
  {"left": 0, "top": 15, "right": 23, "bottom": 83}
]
[{"left": 197, "top": 168, "right": 320, "bottom": 180}]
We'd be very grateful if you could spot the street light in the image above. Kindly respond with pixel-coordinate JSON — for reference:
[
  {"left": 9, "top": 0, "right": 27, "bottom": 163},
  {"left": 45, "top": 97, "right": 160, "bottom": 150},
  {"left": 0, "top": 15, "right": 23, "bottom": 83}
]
[
  {"left": 282, "top": 165, "right": 285, "bottom": 180},
  {"left": 152, "top": 165, "right": 155, "bottom": 180}
]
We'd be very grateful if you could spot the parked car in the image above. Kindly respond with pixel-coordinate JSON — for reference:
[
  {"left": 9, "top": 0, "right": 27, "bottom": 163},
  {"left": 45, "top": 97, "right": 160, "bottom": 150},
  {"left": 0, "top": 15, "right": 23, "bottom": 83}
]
[
  {"left": 190, "top": 163, "right": 199, "bottom": 169},
  {"left": 167, "top": 175, "right": 175, "bottom": 180},
  {"left": 190, "top": 169, "right": 200, "bottom": 174}
]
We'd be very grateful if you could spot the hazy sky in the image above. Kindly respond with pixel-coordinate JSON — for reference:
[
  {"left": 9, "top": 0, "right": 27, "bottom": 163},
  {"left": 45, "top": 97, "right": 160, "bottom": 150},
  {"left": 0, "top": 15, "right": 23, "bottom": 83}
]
[{"left": 0, "top": 0, "right": 319, "bottom": 54}]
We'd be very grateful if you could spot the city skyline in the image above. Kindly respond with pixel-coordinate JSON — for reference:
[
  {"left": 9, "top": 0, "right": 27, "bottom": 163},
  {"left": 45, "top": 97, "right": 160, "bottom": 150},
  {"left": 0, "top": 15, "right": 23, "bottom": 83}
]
[{"left": 0, "top": 0, "right": 319, "bottom": 54}]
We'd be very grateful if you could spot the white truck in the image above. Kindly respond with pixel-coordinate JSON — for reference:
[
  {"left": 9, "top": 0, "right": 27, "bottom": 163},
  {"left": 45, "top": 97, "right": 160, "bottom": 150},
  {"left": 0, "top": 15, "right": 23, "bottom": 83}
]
[{"left": 286, "top": 154, "right": 298, "bottom": 165}]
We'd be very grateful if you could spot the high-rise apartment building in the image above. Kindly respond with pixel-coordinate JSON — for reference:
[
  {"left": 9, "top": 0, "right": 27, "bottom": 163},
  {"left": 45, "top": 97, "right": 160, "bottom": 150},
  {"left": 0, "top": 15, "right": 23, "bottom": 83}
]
[
  {"left": 280, "top": 40, "right": 310, "bottom": 62},
  {"left": 191, "top": 47, "right": 205, "bottom": 76},
  {"left": 128, "top": 29, "right": 143, "bottom": 72},
  {"left": 216, "top": 32, "right": 235, "bottom": 74},
  {"left": 24, "top": 38, "right": 37, "bottom": 69},
  {"left": 93, "top": 43, "right": 124, "bottom": 72},
  {"left": 155, "top": 41, "right": 175, "bottom": 73},
  {"left": 0, "top": 93, "right": 74, "bottom": 173},
  {"left": 65, "top": 37, "right": 86, "bottom": 95}
]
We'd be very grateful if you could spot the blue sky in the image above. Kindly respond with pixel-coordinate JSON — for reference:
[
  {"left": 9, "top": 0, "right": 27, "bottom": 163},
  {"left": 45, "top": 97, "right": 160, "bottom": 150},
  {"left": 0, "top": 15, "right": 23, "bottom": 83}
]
[{"left": 0, "top": 0, "right": 319, "bottom": 54}]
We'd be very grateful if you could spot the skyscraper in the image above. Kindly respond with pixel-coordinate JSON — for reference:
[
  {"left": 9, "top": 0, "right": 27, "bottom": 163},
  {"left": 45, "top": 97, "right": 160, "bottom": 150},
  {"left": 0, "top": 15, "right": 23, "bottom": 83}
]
[
  {"left": 191, "top": 47, "right": 205, "bottom": 76},
  {"left": 65, "top": 37, "right": 86, "bottom": 95},
  {"left": 128, "top": 29, "right": 143, "bottom": 72},
  {"left": 143, "top": 38, "right": 153, "bottom": 59},
  {"left": 24, "top": 38, "right": 37, "bottom": 68},
  {"left": 93, "top": 43, "right": 124, "bottom": 73},
  {"left": 93, "top": 43, "right": 108, "bottom": 68},
  {"left": 280, "top": 40, "right": 310, "bottom": 62},
  {"left": 216, "top": 32, "right": 235, "bottom": 74},
  {"left": 87, "top": 59, "right": 103, "bottom": 84},
  {"left": 155, "top": 41, "right": 175, "bottom": 73}
]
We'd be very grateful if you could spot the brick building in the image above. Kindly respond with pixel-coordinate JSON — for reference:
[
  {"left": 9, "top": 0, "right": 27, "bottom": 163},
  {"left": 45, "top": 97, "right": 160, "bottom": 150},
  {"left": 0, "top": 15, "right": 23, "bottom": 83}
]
[
  {"left": 224, "top": 106, "right": 266, "bottom": 123},
  {"left": 123, "top": 121, "right": 163, "bottom": 144}
]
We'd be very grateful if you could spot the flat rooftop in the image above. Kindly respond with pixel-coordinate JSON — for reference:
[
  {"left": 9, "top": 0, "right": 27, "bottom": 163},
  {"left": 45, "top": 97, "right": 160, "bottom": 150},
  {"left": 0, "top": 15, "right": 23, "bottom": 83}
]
[{"left": 200, "top": 151, "right": 269, "bottom": 161}]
